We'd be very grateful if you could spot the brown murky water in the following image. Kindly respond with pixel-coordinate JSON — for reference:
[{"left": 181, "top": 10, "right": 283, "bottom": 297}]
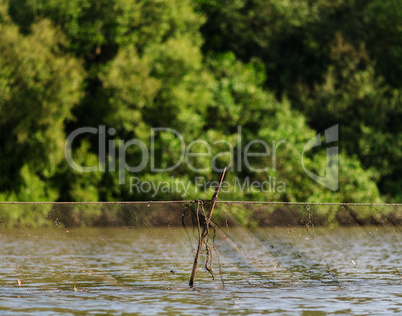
[{"left": 0, "top": 226, "right": 400, "bottom": 315}]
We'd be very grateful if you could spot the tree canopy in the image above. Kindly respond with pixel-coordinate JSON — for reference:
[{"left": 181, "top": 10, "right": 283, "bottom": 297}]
[{"left": 0, "top": 0, "right": 399, "bottom": 203}]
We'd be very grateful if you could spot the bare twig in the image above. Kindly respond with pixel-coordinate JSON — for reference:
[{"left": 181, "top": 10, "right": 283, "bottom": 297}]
[{"left": 189, "top": 167, "right": 228, "bottom": 286}]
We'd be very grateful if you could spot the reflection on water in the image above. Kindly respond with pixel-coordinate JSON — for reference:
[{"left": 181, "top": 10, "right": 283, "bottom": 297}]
[{"left": 0, "top": 226, "right": 400, "bottom": 315}]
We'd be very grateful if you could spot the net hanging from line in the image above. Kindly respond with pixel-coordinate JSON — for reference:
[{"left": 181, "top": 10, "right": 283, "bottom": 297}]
[{"left": 0, "top": 200, "right": 400, "bottom": 291}]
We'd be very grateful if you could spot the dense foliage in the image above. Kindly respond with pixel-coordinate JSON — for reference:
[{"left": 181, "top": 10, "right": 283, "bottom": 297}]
[{"left": 0, "top": 0, "right": 400, "bottom": 203}]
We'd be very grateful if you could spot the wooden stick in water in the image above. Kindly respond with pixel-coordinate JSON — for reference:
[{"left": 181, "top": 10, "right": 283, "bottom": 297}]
[{"left": 189, "top": 167, "right": 228, "bottom": 286}]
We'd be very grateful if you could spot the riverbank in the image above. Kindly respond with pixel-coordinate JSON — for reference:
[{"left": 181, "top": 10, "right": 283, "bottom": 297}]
[{"left": 0, "top": 201, "right": 400, "bottom": 228}]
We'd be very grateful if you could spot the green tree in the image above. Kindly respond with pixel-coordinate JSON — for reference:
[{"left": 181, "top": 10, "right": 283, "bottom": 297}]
[
  {"left": 204, "top": 53, "right": 381, "bottom": 203},
  {"left": 0, "top": 5, "right": 84, "bottom": 201},
  {"left": 0, "top": 0, "right": 386, "bottom": 205},
  {"left": 195, "top": 0, "right": 402, "bottom": 201},
  {"left": 297, "top": 35, "right": 402, "bottom": 201}
]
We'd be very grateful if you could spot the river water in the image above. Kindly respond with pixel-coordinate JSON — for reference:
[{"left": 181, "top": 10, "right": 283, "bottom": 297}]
[{"left": 0, "top": 226, "right": 400, "bottom": 315}]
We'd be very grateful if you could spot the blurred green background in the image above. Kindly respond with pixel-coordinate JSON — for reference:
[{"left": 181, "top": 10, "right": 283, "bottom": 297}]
[{"left": 0, "top": 0, "right": 400, "bottom": 203}]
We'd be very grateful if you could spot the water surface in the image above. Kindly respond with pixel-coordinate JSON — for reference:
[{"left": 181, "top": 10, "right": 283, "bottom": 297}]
[{"left": 0, "top": 226, "right": 400, "bottom": 315}]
